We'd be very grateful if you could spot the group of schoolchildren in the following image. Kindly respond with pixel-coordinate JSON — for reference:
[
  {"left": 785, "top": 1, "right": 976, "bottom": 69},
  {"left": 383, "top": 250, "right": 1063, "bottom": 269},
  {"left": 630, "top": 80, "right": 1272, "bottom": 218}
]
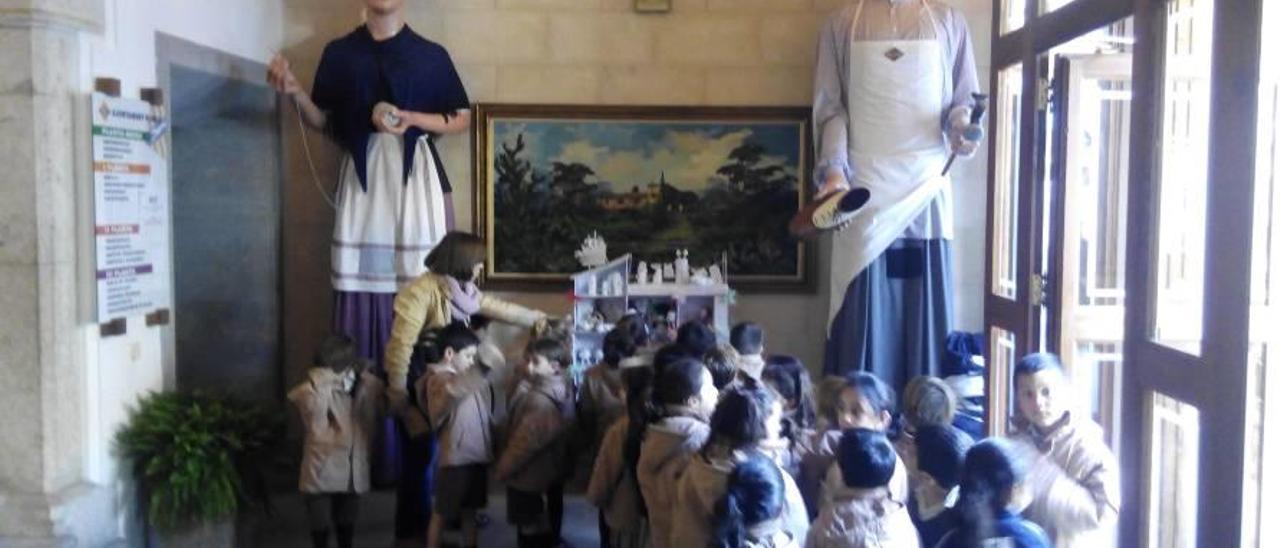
[{"left": 291, "top": 315, "right": 1120, "bottom": 548}]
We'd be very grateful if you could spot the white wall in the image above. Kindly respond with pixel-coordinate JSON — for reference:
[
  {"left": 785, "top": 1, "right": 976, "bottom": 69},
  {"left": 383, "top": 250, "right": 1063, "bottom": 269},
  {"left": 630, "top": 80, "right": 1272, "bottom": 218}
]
[{"left": 73, "top": 0, "right": 283, "bottom": 537}]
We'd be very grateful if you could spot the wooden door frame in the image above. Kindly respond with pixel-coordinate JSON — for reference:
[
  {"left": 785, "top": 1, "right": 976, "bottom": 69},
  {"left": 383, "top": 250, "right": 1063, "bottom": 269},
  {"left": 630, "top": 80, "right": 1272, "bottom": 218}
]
[
  {"left": 991, "top": 0, "right": 1266, "bottom": 544},
  {"left": 986, "top": 0, "right": 1137, "bottom": 436},
  {"left": 1118, "top": 0, "right": 1263, "bottom": 545}
]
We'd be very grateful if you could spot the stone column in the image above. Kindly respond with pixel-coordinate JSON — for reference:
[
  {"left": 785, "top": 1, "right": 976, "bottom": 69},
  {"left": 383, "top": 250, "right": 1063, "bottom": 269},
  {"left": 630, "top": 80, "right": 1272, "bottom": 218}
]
[{"left": 0, "top": 1, "right": 112, "bottom": 546}]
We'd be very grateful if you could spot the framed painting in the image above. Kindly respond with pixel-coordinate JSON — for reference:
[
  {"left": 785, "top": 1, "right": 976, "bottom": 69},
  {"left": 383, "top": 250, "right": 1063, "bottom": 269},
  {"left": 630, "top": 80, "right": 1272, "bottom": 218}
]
[
  {"left": 472, "top": 103, "right": 814, "bottom": 293},
  {"left": 634, "top": 0, "right": 672, "bottom": 13}
]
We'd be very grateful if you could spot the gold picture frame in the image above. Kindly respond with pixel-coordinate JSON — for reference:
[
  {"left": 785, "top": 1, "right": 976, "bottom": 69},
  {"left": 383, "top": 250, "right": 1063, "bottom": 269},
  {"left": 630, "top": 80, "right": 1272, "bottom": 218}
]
[
  {"left": 471, "top": 103, "right": 815, "bottom": 293},
  {"left": 634, "top": 0, "right": 672, "bottom": 13}
]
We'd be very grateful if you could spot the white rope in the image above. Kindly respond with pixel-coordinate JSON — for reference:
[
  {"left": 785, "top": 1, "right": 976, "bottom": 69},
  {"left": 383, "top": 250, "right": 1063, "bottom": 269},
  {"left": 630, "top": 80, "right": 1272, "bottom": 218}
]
[{"left": 294, "top": 98, "right": 338, "bottom": 210}]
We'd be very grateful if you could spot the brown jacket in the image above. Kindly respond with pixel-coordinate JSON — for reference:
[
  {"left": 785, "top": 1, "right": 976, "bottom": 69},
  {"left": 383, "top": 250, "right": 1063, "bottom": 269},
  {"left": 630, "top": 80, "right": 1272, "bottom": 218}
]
[
  {"left": 1011, "top": 412, "right": 1120, "bottom": 548},
  {"left": 580, "top": 363, "right": 627, "bottom": 451},
  {"left": 288, "top": 368, "right": 385, "bottom": 494},
  {"left": 586, "top": 417, "right": 647, "bottom": 533},
  {"left": 636, "top": 413, "right": 710, "bottom": 548},
  {"left": 384, "top": 273, "right": 543, "bottom": 393},
  {"left": 496, "top": 375, "right": 574, "bottom": 492},
  {"left": 419, "top": 362, "right": 494, "bottom": 467}
]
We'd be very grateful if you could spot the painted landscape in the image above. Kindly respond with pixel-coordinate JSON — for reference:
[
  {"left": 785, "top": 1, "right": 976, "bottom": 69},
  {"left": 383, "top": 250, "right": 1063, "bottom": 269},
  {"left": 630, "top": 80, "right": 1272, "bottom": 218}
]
[{"left": 486, "top": 116, "right": 808, "bottom": 284}]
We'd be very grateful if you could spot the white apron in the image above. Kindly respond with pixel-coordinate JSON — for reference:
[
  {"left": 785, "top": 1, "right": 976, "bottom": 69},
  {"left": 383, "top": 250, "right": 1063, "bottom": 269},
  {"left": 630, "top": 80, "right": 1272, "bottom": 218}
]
[
  {"left": 331, "top": 133, "right": 450, "bottom": 294},
  {"left": 827, "top": 0, "right": 953, "bottom": 325}
]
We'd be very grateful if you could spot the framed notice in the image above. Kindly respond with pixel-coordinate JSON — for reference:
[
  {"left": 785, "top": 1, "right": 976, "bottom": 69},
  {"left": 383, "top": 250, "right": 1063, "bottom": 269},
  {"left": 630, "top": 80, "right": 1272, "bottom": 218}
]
[{"left": 91, "top": 92, "right": 171, "bottom": 322}]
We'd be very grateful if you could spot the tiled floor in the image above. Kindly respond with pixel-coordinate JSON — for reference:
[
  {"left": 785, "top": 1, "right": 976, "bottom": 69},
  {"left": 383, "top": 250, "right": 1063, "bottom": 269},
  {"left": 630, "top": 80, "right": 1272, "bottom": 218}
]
[{"left": 254, "top": 490, "right": 601, "bottom": 548}]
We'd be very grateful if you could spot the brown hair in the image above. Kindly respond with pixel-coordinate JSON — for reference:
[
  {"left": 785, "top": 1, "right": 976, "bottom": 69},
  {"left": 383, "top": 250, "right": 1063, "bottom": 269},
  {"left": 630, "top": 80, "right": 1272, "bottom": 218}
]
[
  {"left": 526, "top": 337, "right": 570, "bottom": 370},
  {"left": 424, "top": 231, "right": 486, "bottom": 281}
]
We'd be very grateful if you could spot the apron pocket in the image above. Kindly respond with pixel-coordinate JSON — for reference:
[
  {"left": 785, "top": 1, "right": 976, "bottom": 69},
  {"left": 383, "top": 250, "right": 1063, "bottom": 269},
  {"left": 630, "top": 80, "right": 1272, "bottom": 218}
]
[{"left": 886, "top": 245, "right": 925, "bottom": 279}]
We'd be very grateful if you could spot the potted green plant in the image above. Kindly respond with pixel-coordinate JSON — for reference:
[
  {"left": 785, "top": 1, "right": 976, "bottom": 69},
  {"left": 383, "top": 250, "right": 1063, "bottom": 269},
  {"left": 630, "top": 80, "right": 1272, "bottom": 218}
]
[{"left": 116, "top": 391, "right": 280, "bottom": 547}]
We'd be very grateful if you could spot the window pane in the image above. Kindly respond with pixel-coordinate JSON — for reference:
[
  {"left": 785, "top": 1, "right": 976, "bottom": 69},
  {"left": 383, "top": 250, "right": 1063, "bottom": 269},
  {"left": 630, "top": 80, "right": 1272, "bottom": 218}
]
[
  {"left": 1244, "top": 3, "right": 1280, "bottom": 544},
  {"left": 1147, "top": 392, "right": 1201, "bottom": 548},
  {"left": 1042, "top": 0, "right": 1076, "bottom": 14},
  {"left": 1152, "top": 0, "right": 1214, "bottom": 356},
  {"left": 1003, "top": 0, "right": 1026, "bottom": 34},
  {"left": 989, "top": 326, "right": 1018, "bottom": 436},
  {"left": 1049, "top": 20, "right": 1135, "bottom": 448},
  {"left": 993, "top": 65, "right": 1023, "bottom": 301}
]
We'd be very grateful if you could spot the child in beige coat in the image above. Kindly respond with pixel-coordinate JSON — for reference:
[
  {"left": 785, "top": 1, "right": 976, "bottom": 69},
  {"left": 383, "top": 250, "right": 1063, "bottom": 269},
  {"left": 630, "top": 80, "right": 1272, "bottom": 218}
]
[
  {"left": 288, "top": 334, "right": 385, "bottom": 548},
  {"left": 636, "top": 357, "right": 719, "bottom": 548},
  {"left": 1010, "top": 353, "right": 1120, "bottom": 548},
  {"left": 496, "top": 338, "right": 576, "bottom": 548},
  {"left": 417, "top": 323, "right": 492, "bottom": 548}
]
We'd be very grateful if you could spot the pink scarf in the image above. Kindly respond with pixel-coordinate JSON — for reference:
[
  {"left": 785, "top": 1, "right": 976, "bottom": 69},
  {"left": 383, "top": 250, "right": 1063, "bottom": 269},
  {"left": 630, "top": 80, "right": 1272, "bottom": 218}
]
[{"left": 444, "top": 276, "right": 482, "bottom": 324}]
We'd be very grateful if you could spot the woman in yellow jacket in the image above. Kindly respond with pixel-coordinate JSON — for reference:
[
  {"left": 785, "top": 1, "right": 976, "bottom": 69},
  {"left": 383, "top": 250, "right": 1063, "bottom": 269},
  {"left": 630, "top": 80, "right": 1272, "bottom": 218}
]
[{"left": 383, "top": 231, "right": 550, "bottom": 543}]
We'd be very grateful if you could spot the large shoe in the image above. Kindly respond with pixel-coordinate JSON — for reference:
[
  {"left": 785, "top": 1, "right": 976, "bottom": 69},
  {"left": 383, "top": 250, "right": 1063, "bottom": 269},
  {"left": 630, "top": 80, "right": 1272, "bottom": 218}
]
[{"left": 789, "top": 187, "right": 871, "bottom": 238}]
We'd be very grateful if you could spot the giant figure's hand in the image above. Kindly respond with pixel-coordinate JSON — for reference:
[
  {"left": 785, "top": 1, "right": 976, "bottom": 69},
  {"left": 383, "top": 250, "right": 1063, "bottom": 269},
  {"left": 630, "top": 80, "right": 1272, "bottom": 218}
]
[
  {"left": 267, "top": 54, "right": 302, "bottom": 96},
  {"left": 948, "top": 107, "right": 985, "bottom": 158}
]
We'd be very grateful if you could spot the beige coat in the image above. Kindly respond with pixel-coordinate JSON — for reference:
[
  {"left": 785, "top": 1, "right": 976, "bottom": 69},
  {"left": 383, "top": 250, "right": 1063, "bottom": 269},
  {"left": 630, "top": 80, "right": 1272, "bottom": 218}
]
[
  {"left": 795, "top": 429, "right": 910, "bottom": 513},
  {"left": 288, "top": 368, "right": 385, "bottom": 494},
  {"left": 419, "top": 362, "right": 494, "bottom": 467},
  {"left": 807, "top": 480, "right": 921, "bottom": 548},
  {"left": 497, "top": 375, "right": 574, "bottom": 493},
  {"left": 587, "top": 417, "right": 647, "bottom": 533},
  {"left": 580, "top": 363, "right": 627, "bottom": 451},
  {"left": 1011, "top": 412, "right": 1120, "bottom": 548},
  {"left": 384, "top": 273, "right": 543, "bottom": 393},
  {"left": 669, "top": 448, "right": 810, "bottom": 548},
  {"left": 636, "top": 414, "right": 710, "bottom": 548}
]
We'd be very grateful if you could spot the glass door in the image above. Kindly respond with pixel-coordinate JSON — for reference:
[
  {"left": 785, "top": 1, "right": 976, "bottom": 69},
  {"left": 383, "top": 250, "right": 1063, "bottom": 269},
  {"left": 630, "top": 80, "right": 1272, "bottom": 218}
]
[{"left": 1042, "top": 21, "right": 1135, "bottom": 449}]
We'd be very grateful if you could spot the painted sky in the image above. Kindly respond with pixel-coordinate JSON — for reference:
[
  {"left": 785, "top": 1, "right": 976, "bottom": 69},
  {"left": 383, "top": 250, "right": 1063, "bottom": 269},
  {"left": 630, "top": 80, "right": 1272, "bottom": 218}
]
[{"left": 492, "top": 119, "right": 802, "bottom": 193}]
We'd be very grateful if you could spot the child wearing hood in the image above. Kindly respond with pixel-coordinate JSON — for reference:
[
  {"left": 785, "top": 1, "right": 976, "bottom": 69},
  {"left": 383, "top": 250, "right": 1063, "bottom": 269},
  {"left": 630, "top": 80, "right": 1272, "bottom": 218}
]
[
  {"left": 586, "top": 366, "right": 655, "bottom": 548},
  {"left": 289, "top": 334, "right": 385, "bottom": 548},
  {"left": 636, "top": 357, "right": 719, "bottom": 548},
  {"left": 670, "top": 384, "right": 809, "bottom": 547},
  {"left": 807, "top": 429, "right": 920, "bottom": 548},
  {"left": 710, "top": 452, "right": 800, "bottom": 548}
]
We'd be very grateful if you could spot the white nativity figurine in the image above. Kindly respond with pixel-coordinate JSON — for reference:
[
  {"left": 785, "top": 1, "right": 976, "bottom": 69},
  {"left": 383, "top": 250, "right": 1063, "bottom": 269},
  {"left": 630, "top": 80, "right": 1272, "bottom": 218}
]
[
  {"left": 675, "top": 250, "right": 690, "bottom": 285},
  {"left": 574, "top": 232, "right": 609, "bottom": 268},
  {"left": 608, "top": 273, "right": 625, "bottom": 295},
  {"left": 691, "top": 267, "right": 711, "bottom": 286},
  {"left": 663, "top": 263, "right": 675, "bottom": 281},
  {"left": 651, "top": 264, "right": 664, "bottom": 284},
  {"left": 637, "top": 262, "right": 649, "bottom": 285},
  {"left": 709, "top": 265, "right": 724, "bottom": 284}
]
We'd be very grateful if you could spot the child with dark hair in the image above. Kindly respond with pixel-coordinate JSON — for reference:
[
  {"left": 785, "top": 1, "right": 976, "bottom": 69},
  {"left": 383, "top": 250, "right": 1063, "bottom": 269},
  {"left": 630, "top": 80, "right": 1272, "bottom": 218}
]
[
  {"left": 582, "top": 327, "right": 640, "bottom": 455},
  {"left": 652, "top": 343, "right": 694, "bottom": 379},
  {"left": 1010, "top": 353, "right": 1119, "bottom": 548},
  {"left": 704, "top": 344, "right": 742, "bottom": 390},
  {"left": 670, "top": 385, "right": 810, "bottom": 547},
  {"left": 497, "top": 338, "right": 576, "bottom": 548},
  {"left": 417, "top": 323, "right": 488, "bottom": 548},
  {"left": 581, "top": 326, "right": 645, "bottom": 546},
  {"left": 289, "top": 334, "right": 385, "bottom": 548},
  {"left": 710, "top": 452, "right": 796, "bottom": 548},
  {"left": 637, "top": 358, "right": 719, "bottom": 548},
  {"left": 808, "top": 429, "right": 920, "bottom": 548},
  {"left": 832, "top": 373, "right": 910, "bottom": 502},
  {"left": 938, "top": 439, "right": 1050, "bottom": 548},
  {"left": 587, "top": 366, "right": 655, "bottom": 548},
  {"left": 730, "top": 322, "right": 766, "bottom": 379},
  {"left": 910, "top": 424, "right": 974, "bottom": 547},
  {"left": 761, "top": 356, "right": 818, "bottom": 433},
  {"left": 676, "top": 321, "right": 719, "bottom": 358}
]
